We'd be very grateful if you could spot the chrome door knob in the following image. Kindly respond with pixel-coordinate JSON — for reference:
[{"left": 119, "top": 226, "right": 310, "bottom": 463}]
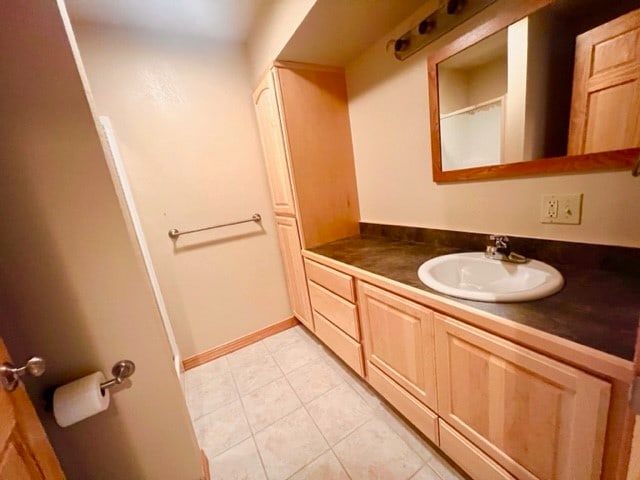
[{"left": 0, "top": 357, "right": 46, "bottom": 392}]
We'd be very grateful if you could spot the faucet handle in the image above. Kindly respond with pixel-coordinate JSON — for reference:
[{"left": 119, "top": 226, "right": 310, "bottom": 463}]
[{"left": 489, "top": 235, "right": 509, "bottom": 247}]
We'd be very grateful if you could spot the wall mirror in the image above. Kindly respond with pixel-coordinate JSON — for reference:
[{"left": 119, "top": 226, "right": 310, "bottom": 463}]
[{"left": 428, "top": 0, "right": 640, "bottom": 182}]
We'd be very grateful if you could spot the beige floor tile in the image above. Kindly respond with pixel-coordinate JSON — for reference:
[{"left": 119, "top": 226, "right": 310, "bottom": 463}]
[
  {"left": 374, "top": 404, "right": 436, "bottom": 462},
  {"left": 410, "top": 465, "right": 441, "bottom": 479},
  {"left": 210, "top": 437, "right": 267, "bottom": 480},
  {"left": 227, "top": 342, "right": 271, "bottom": 370},
  {"left": 288, "top": 451, "right": 349, "bottom": 480},
  {"left": 242, "top": 377, "right": 302, "bottom": 433},
  {"left": 194, "top": 400, "right": 251, "bottom": 459},
  {"left": 232, "top": 354, "right": 283, "bottom": 395},
  {"left": 272, "top": 338, "right": 323, "bottom": 373},
  {"left": 187, "top": 368, "right": 238, "bottom": 420},
  {"left": 307, "top": 383, "right": 374, "bottom": 445},
  {"left": 186, "top": 356, "right": 229, "bottom": 387},
  {"left": 254, "top": 408, "right": 328, "bottom": 480},
  {"left": 286, "top": 359, "right": 344, "bottom": 404},
  {"left": 346, "top": 372, "right": 383, "bottom": 409},
  {"left": 262, "top": 327, "right": 302, "bottom": 353},
  {"left": 428, "top": 453, "right": 466, "bottom": 480},
  {"left": 333, "top": 418, "right": 423, "bottom": 480}
]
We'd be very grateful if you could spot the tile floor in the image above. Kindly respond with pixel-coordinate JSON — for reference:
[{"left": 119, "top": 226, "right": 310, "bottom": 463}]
[{"left": 185, "top": 325, "right": 467, "bottom": 480}]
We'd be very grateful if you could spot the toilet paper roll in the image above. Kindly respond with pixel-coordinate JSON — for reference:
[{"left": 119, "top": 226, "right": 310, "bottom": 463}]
[{"left": 53, "top": 372, "right": 110, "bottom": 427}]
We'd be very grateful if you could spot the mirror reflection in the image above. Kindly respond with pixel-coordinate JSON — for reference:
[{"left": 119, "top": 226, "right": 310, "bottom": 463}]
[{"left": 436, "top": 0, "right": 640, "bottom": 172}]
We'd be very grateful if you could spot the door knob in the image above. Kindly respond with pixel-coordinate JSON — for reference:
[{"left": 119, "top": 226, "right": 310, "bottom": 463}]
[{"left": 0, "top": 357, "right": 46, "bottom": 392}]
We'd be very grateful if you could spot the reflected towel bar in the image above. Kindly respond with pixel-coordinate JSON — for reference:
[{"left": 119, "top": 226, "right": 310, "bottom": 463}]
[{"left": 168, "top": 213, "right": 261, "bottom": 239}]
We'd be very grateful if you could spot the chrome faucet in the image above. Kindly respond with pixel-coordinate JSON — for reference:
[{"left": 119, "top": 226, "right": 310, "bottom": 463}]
[{"left": 485, "top": 235, "right": 528, "bottom": 263}]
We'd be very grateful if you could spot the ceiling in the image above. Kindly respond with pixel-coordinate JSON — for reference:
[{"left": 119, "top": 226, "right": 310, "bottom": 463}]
[
  {"left": 278, "top": 0, "right": 432, "bottom": 66},
  {"left": 65, "top": 0, "right": 270, "bottom": 41}
]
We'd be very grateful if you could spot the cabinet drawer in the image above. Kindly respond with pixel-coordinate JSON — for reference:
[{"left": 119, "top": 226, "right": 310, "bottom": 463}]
[
  {"left": 314, "top": 311, "right": 364, "bottom": 377},
  {"left": 368, "top": 363, "right": 439, "bottom": 445},
  {"left": 308, "top": 281, "right": 359, "bottom": 340},
  {"left": 439, "top": 421, "right": 515, "bottom": 480},
  {"left": 304, "top": 259, "right": 355, "bottom": 302}
]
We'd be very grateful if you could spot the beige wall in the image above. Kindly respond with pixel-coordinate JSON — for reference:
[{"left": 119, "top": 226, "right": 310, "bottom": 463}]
[
  {"left": 345, "top": 0, "right": 640, "bottom": 248},
  {"left": 466, "top": 56, "right": 507, "bottom": 106},
  {"left": 72, "top": 25, "right": 292, "bottom": 358},
  {"left": 246, "top": 0, "right": 316, "bottom": 82},
  {"left": 0, "top": 1, "right": 201, "bottom": 478}
]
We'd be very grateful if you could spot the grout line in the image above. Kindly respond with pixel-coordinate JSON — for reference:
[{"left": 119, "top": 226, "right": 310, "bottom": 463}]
[
  {"left": 187, "top": 374, "right": 240, "bottom": 422},
  {"left": 276, "top": 356, "right": 354, "bottom": 480},
  {"left": 224, "top": 343, "right": 270, "bottom": 480},
  {"left": 269, "top": 343, "right": 342, "bottom": 479}
]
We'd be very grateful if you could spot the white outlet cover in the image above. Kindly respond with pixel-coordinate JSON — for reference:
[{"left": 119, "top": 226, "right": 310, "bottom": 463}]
[{"left": 540, "top": 193, "right": 583, "bottom": 225}]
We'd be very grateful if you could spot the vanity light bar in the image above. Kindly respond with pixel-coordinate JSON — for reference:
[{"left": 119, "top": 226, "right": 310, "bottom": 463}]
[{"left": 392, "top": 0, "right": 497, "bottom": 61}]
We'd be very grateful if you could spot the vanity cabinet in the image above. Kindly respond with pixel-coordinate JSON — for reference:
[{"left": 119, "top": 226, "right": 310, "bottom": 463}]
[
  {"left": 252, "top": 62, "right": 359, "bottom": 330},
  {"left": 435, "top": 313, "right": 611, "bottom": 480},
  {"left": 300, "top": 252, "right": 633, "bottom": 480}
]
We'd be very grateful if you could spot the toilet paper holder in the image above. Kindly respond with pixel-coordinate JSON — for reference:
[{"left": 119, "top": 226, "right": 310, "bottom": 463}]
[{"left": 100, "top": 360, "right": 135, "bottom": 393}]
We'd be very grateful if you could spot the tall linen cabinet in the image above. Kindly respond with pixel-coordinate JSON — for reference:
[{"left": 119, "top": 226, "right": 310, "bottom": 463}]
[{"left": 252, "top": 63, "right": 360, "bottom": 331}]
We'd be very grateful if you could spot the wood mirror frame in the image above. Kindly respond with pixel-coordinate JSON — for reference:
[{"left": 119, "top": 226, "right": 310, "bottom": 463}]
[{"left": 427, "top": 0, "right": 640, "bottom": 183}]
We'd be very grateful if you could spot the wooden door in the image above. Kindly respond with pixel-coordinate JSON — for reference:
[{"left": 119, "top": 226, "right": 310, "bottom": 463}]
[
  {"left": 435, "top": 314, "right": 611, "bottom": 480},
  {"left": 357, "top": 282, "right": 437, "bottom": 410},
  {"left": 252, "top": 70, "right": 297, "bottom": 217},
  {"left": 568, "top": 8, "right": 640, "bottom": 155},
  {"left": 0, "top": 339, "right": 64, "bottom": 479},
  {"left": 274, "top": 216, "right": 313, "bottom": 331}
]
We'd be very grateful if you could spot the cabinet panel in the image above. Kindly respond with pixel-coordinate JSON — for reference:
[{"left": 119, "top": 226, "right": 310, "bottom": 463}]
[
  {"left": 568, "top": 8, "right": 640, "bottom": 154},
  {"left": 274, "top": 216, "right": 313, "bottom": 330},
  {"left": 435, "top": 314, "right": 611, "bottom": 480},
  {"left": 253, "top": 71, "right": 296, "bottom": 216},
  {"left": 308, "top": 281, "right": 359, "bottom": 340},
  {"left": 275, "top": 66, "right": 359, "bottom": 247},
  {"left": 314, "top": 311, "right": 364, "bottom": 376},
  {"left": 358, "top": 281, "right": 437, "bottom": 411}
]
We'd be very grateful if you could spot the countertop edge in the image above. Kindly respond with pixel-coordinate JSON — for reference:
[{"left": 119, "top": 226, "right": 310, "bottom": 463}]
[{"left": 302, "top": 249, "right": 635, "bottom": 383}]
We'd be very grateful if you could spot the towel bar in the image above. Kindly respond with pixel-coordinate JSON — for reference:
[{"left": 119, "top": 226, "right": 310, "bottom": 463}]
[{"left": 168, "top": 213, "right": 261, "bottom": 239}]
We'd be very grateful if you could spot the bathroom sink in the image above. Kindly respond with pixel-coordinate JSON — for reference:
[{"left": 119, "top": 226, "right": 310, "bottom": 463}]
[{"left": 417, "top": 252, "right": 564, "bottom": 302}]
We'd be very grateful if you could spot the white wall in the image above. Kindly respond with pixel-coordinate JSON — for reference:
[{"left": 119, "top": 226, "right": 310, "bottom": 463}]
[
  {"left": 345, "top": 0, "right": 640, "bottom": 248},
  {"left": 0, "top": 1, "right": 201, "bottom": 478},
  {"left": 73, "top": 25, "right": 292, "bottom": 358}
]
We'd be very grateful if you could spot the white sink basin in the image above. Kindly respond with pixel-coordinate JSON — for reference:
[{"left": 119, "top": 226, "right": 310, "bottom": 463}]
[{"left": 417, "top": 252, "right": 564, "bottom": 302}]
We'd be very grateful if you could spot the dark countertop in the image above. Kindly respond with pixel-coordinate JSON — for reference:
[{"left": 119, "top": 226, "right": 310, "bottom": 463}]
[{"left": 309, "top": 235, "right": 640, "bottom": 361}]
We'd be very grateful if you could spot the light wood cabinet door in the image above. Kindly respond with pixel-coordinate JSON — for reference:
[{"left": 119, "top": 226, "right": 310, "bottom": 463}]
[
  {"left": 0, "top": 339, "right": 65, "bottom": 479},
  {"left": 357, "top": 282, "right": 437, "bottom": 410},
  {"left": 275, "top": 216, "right": 313, "bottom": 330},
  {"left": 253, "top": 71, "right": 296, "bottom": 216},
  {"left": 435, "top": 314, "right": 611, "bottom": 480},
  {"left": 568, "top": 8, "right": 640, "bottom": 155}
]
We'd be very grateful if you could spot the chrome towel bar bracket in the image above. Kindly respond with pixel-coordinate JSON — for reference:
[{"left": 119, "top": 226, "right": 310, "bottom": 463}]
[{"left": 168, "top": 213, "right": 262, "bottom": 239}]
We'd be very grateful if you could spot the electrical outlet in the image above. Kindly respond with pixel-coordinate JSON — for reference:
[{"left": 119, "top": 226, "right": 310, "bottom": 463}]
[
  {"left": 542, "top": 196, "right": 559, "bottom": 219},
  {"left": 540, "top": 194, "right": 583, "bottom": 224}
]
